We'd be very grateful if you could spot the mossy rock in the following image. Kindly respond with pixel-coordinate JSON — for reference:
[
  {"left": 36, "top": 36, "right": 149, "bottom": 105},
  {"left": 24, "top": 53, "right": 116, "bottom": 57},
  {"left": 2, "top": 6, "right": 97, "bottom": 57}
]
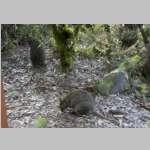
[
  {"left": 119, "top": 55, "right": 141, "bottom": 71},
  {"left": 95, "top": 68, "right": 130, "bottom": 96}
]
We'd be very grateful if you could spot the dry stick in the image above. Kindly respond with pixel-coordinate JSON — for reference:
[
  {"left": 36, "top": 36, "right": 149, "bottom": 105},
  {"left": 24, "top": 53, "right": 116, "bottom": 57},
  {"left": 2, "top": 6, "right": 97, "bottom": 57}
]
[{"left": 1, "top": 81, "right": 8, "bottom": 128}]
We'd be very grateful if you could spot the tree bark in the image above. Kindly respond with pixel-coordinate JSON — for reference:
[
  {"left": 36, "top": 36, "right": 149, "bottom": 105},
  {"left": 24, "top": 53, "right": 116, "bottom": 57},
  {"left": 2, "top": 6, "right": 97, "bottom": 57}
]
[{"left": 1, "top": 81, "right": 8, "bottom": 128}]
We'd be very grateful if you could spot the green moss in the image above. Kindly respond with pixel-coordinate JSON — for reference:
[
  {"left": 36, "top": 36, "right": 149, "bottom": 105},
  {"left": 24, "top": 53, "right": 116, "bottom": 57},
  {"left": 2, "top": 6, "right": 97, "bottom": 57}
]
[
  {"left": 52, "top": 25, "right": 79, "bottom": 72},
  {"left": 95, "top": 74, "right": 115, "bottom": 96},
  {"left": 138, "top": 84, "right": 150, "bottom": 96},
  {"left": 133, "top": 79, "right": 150, "bottom": 98},
  {"left": 95, "top": 68, "right": 130, "bottom": 96},
  {"left": 34, "top": 116, "right": 48, "bottom": 128},
  {"left": 119, "top": 55, "right": 141, "bottom": 71},
  {"left": 79, "top": 47, "right": 95, "bottom": 58}
]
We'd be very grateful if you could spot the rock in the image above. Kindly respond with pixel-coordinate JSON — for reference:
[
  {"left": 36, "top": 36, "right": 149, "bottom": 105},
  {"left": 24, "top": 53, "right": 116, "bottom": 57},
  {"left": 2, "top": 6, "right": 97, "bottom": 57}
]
[
  {"left": 95, "top": 68, "right": 130, "bottom": 96},
  {"left": 110, "top": 71, "right": 130, "bottom": 94}
]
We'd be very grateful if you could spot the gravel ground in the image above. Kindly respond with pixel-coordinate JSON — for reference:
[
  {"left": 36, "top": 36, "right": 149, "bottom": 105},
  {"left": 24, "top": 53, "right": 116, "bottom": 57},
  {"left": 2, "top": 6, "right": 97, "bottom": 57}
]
[{"left": 1, "top": 46, "right": 150, "bottom": 128}]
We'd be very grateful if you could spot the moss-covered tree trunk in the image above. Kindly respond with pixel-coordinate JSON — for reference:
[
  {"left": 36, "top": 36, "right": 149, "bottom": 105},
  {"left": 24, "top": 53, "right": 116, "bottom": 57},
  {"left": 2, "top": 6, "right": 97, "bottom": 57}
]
[
  {"left": 139, "top": 25, "right": 150, "bottom": 80},
  {"left": 142, "top": 43, "right": 150, "bottom": 80},
  {"left": 51, "top": 24, "right": 80, "bottom": 72}
]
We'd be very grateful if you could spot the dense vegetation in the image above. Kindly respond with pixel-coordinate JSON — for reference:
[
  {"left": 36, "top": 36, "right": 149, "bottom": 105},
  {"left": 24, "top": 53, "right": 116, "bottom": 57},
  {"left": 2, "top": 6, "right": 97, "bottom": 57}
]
[{"left": 2, "top": 24, "right": 150, "bottom": 79}]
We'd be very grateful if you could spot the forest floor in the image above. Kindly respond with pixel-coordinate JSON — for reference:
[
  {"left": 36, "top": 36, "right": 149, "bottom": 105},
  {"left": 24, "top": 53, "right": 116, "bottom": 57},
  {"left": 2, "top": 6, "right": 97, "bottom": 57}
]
[{"left": 2, "top": 46, "right": 150, "bottom": 128}]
